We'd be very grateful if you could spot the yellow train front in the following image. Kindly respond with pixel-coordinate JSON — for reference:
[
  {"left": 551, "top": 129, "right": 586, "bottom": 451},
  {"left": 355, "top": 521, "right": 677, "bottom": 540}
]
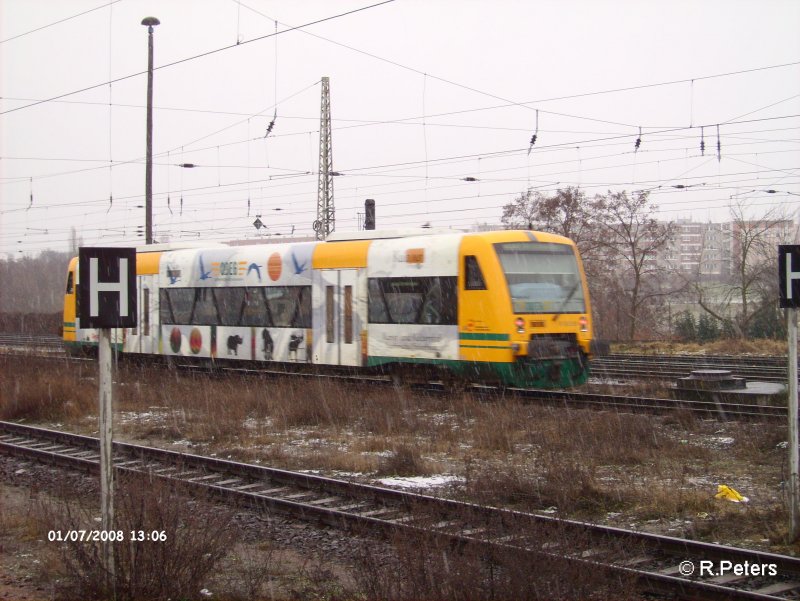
[
  {"left": 62, "top": 230, "right": 593, "bottom": 388},
  {"left": 362, "top": 229, "right": 593, "bottom": 388},
  {"left": 453, "top": 230, "right": 592, "bottom": 387}
]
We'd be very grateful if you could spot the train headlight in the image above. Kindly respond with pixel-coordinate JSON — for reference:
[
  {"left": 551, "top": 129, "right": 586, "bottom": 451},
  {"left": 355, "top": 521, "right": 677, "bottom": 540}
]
[
  {"left": 579, "top": 316, "right": 588, "bottom": 332},
  {"left": 515, "top": 317, "right": 525, "bottom": 333},
  {"left": 511, "top": 343, "right": 521, "bottom": 353}
]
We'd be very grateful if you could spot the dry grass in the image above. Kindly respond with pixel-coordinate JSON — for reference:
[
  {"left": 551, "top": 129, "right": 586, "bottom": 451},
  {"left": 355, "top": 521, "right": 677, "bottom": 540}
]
[
  {"left": 613, "top": 338, "right": 788, "bottom": 356},
  {"left": 35, "top": 473, "right": 238, "bottom": 601},
  {"left": 0, "top": 355, "right": 95, "bottom": 422},
  {"left": 376, "top": 444, "right": 431, "bottom": 477},
  {"left": 3, "top": 354, "right": 789, "bottom": 554},
  {"left": 352, "top": 517, "right": 642, "bottom": 601}
]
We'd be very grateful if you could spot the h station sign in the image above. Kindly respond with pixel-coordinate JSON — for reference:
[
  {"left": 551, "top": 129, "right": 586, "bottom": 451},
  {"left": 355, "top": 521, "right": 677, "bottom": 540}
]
[
  {"left": 779, "top": 245, "right": 800, "bottom": 543},
  {"left": 78, "top": 247, "right": 137, "bottom": 329},
  {"left": 780, "top": 245, "right": 800, "bottom": 309}
]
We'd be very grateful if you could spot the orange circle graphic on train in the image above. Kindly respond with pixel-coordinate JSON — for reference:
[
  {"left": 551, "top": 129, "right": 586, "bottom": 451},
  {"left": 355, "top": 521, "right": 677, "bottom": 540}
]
[
  {"left": 169, "top": 327, "right": 182, "bottom": 353},
  {"left": 267, "top": 252, "right": 282, "bottom": 281},
  {"left": 189, "top": 328, "right": 203, "bottom": 354}
]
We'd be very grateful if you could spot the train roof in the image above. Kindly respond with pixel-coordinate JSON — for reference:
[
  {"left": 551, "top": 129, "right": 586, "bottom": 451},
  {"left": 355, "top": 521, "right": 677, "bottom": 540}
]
[
  {"left": 326, "top": 228, "right": 466, "bottom": 242},
  {"left": 134, "top": 242, "right": 229, "bottom": 252}
]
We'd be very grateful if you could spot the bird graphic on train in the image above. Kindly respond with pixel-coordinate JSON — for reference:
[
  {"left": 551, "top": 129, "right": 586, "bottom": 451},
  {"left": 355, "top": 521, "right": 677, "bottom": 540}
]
[{"left": 262, "top": 330, "right": 274, "bottom": 361}]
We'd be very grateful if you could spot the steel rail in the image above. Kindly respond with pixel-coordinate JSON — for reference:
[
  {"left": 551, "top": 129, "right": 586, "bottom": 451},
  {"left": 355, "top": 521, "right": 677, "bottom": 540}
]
[
  {"left": 0, "top": 342, "right": 787, "bottom": 420},
  {"left": 1, "top": 421, "right": 799, "bottom": 600},
  {"left": 592, "top": 354, "right": 792, "bottom": 384},
  {"left": 505, "top": 388, "right": 787, "bottom": 419}
]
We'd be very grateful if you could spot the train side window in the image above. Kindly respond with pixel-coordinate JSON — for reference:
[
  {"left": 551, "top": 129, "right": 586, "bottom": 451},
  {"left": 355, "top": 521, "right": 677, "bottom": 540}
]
[
  {"left": 438, "top": 277, "right": 458, "bottom": 323},
  {"left": 326, "top": 286, "right": 335, "bottom": 343},
  {"left": 294, "top": 287, "right": 312, "bottom": 328},
  {"left": 190, "top": 288, "right": 219, "bottom": 325},
  {"left": 161, "top": 288, "right": 193, "bottom": 324},
  {"left": 216, "top": 288, "right": 246, "bottom": 326},
  {"left": 465, "top": 256, "right": 486, "bottom": 290},
  {"left": 264, "top": 286, "right": 302, "bottom": 327},
  {"left": 421, "top": 277, "right": 457, "bottom": 324},
  {"left": 142, "top": 289, "right": 150, "bottom": 336},
  {"left": 159, "top": 289, "right": 173, "bottom": 323},
  {"left": 241, "top": 287, "right": 271, "bottom": 327},
  {"left": 368, "top": 277, "right": 457, "bottom": 325},
  {"left": 367, "top": 279, "right": 389, "bottom": 323},
  {"left": 65, "top": 271, "right": 74, "bottom": 294},
  {"left": 344, "top": 285, "right": 353, "bottom": 344}
]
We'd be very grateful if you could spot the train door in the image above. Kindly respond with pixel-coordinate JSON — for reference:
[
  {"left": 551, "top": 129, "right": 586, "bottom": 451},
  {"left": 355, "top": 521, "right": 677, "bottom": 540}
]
[
  {"left": 140, "top": 275, "right": 159, "bottom": 354},
  {"left": 313, "top": 269, "right": 360, "bottom": 366},
  {"left": 128, "top": 275, "right": 158, "bottom": 354}
]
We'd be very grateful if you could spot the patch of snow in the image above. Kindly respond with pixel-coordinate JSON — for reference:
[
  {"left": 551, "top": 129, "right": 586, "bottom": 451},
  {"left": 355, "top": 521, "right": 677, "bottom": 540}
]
[
  {"left": 709, "top": 436, "right": 735, "bottom": 446},
  {"left": 376, "top": 475, "right": 463, "bottom": 489}
]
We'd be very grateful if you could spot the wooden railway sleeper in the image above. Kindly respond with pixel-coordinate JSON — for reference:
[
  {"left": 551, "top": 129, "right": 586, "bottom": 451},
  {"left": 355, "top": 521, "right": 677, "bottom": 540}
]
[
  {"left": 754, "top": 581, "right": 800, "bottom": 596},
  {"left": 255, "top": 486, "right": 290, "bottom": 495},
  {"left": 212, "top": 478, "right": 242, "bottom": 486},
  {"left": 36, "top": 445, "right": 68, "bottom": 452},
  {"left": 306, "top": 496, "right": 343, "bottom": 506},
  {"left": 188, "top": 473, "right": 224, "bottom": 482},
  {"left": 355, "top": 507, "right": 399, "bottom": 518},
  {"left": 27, "top": 441, "right": 57, "bottom": 449},
  {"left": 331, "top": 502, "right": 372, "bottom": 512},
  {"left": 173, "top": 470, "right": 200, "bottom": 478},
  {"left": 280, "top": 491, "right": 320, "bottom": 501},
  {"left": 707, "top": 572, "right": 749, "bottom": 585},
  {"left": 232, "top": 482, "right": 267, "bottom": 492}
]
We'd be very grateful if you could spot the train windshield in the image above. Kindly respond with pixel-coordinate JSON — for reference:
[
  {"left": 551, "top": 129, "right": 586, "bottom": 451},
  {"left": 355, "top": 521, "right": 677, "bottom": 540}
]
[{"left": 494, "top": 241, "right": 585, "bottom": 314}]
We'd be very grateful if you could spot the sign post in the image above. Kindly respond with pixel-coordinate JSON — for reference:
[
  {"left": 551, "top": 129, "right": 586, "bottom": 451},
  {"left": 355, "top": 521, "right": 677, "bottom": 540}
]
[
  {"left": 78, "top": 248, "right": 137, "bottom": 589},
  {"left": 779, "top": 245, "right": 800, "bottom": 542}
]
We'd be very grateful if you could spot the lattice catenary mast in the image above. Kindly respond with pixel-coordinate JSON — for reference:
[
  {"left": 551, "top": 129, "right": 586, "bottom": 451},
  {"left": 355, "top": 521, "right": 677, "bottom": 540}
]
[{"left": 315, "top": 76, "right": 334, "bottom": 240}]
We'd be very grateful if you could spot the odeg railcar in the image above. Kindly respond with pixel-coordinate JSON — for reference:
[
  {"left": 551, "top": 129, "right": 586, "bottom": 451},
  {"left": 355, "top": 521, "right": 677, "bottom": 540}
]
[{"left": 63, "top": 229, "right": 594, "bottom": 388}]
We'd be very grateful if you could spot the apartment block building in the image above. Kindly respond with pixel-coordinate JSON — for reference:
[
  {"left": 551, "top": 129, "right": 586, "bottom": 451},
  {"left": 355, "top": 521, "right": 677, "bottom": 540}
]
[{"left": 654, "top": 217, "right": 797, "bottom": 281}]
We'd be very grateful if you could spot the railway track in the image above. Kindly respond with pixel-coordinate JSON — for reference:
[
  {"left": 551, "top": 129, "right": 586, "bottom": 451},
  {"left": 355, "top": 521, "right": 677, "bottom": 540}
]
[
  {"left": 0, "top": 333, "right": 791, "bottom": 381},
  {"left": 1, "top": 420, "right": 799, "bottom": 600},
  {"left": 592, "top": 354, "right": 792, "bottom": 384},
  {"left": 0, "top": 333, "right": 64, "bottom": 353},
  {"left": 0, "top": 335, "right": 788, "bottom": 420},
  {"left": 508, "top": 388, "right": 787, "bottom": 420}
]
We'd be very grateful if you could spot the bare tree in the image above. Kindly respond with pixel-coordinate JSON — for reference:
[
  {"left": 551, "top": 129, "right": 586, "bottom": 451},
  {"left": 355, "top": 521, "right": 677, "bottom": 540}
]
[
  {"left": 591, "top": 191, "right": 674, "bottom": 341},
  {"left": 501, "top": 188, "right": 546, "bottom": 230},
  {"left": 501, "top": 186, "right": 606, "bottom": 268},
  {"left": 0, "top": 250, "right": 71, "bottom": 315},
  {"left": 692, "top": 203, "right": 795, "bottom": 338}
]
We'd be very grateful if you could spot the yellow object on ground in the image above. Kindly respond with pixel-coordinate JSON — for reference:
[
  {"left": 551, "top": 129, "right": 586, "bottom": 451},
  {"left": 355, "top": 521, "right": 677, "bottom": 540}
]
[{"left": 715, "top": 484, "right": 749, "bottom": 503}]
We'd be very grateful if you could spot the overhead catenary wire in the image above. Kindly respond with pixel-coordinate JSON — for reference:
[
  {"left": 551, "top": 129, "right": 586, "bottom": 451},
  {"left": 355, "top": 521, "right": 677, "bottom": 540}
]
[
  {"left": 0, "top": 0, "right": 397, "bottom": 116},
  {"left": 3, "top": 22, "right": 796, "bottom": 253},
  {"left": 0, "top": 0, "right": 124, "bottom": 44},
  {"left": 3, "top": 132, "right": 798, "bottom": 220}
]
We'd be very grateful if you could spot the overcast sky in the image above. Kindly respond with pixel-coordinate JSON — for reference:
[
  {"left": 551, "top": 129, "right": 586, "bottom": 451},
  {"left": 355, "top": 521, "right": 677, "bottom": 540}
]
[{"left": 1, "top": 0, "right": 799, "bottom": 258}]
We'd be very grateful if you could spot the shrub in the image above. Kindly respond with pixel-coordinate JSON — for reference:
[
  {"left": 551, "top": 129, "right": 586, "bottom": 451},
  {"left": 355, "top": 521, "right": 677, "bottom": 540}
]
[{"left": 38, "top": 473, "right": 237, "bottom": 601}]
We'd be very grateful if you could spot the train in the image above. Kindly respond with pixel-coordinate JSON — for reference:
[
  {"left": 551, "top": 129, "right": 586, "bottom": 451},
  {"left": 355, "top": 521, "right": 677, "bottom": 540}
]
[{"left": 63, "top": 228, "right": 595, "bottom": 388}]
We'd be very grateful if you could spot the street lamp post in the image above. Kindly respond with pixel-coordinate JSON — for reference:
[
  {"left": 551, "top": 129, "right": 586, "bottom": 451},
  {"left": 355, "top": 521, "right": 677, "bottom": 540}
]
[{"left": 141, "top": 16, "right": 160, "bottom": 244}]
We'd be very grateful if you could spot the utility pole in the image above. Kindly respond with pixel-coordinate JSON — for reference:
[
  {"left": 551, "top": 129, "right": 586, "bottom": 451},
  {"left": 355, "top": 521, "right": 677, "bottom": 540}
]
[
  {"left": 78, "top": 247, "right": 137, "bottom": 597},
  {"left": 142, "top": 16, "right": 160, "bottom": 244},
  {"left": 315, "top": 77, "right": 334, "bottom": 240},
  {"left": 780, "top": 245, "right": 800, "bottom": 542},
  {"left": 789, "top": 306, "right": 799, "bottom": 541}
]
